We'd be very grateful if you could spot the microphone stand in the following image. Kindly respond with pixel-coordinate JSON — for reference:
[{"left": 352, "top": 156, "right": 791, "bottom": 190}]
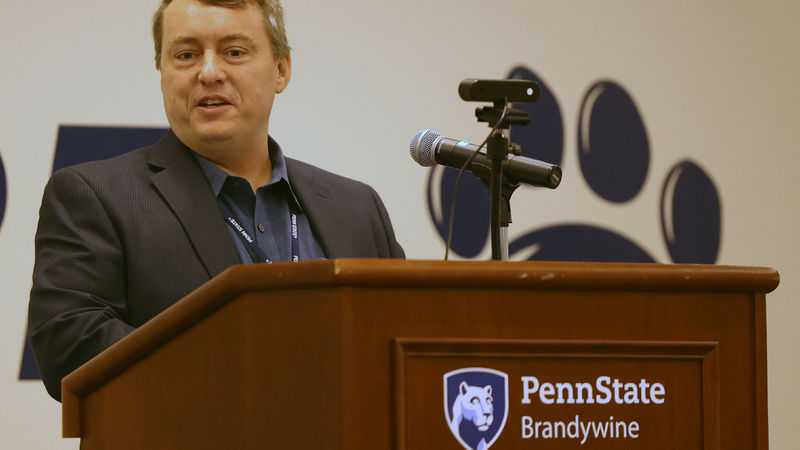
[
  {"left": 474, "top": 99, "right": 528, "bottom": 261},
  {"left": 487, "top": 132, "right": 510, "bottom": 260}
]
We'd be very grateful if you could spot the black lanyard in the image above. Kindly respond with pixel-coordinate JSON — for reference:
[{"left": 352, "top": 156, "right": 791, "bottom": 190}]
[{"left": 218, "top": 199, "right": 299, "bottom": 264}]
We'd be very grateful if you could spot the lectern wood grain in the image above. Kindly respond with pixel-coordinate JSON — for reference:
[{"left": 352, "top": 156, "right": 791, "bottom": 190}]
[{"left": 61, "top": 260, "right": 778, "bottom": 449}]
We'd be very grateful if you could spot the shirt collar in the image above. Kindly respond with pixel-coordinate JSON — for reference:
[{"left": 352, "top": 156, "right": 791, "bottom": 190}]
[{"left": 191, "top": 136, "right": 301, "bottom": 208}]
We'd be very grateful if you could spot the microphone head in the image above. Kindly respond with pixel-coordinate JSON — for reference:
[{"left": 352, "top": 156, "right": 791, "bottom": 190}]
[{"left": 409, "top": 129, "right": 442, "bottom": 167}]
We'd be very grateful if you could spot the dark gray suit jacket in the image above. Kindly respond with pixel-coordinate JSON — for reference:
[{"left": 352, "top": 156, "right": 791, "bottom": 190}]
[{"left": 29, "top": 130, "right": 404, "bottom": 401}]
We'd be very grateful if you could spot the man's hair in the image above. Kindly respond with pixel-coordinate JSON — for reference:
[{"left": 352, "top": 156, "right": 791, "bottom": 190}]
[{"left": 152, "top": 0, "right": 290, "bottom": 70}]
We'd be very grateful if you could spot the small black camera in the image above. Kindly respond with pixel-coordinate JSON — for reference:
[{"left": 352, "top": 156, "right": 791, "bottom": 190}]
[{"left": 458, "top": 79, "right": 541, "bottom": 103}]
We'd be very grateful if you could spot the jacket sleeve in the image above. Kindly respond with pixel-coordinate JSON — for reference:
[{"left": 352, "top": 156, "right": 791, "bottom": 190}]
[
  {"left": 368, "top": 185, "right": 405, "bottom": 258},
  {"left": 28, "top": 168, "right": 135, "bottom": 402}
]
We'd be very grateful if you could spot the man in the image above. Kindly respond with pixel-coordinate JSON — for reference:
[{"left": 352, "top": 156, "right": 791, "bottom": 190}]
[{"left": 28, "top": 0, "right": 404, "bottom": 402}]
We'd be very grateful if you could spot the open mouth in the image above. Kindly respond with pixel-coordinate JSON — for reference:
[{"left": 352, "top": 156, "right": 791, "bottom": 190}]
[{"left": 198, "top": 98, "right": 230, "bottom": 108}]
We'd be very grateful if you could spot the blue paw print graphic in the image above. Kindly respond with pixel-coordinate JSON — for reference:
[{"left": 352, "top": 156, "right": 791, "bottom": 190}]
[{"left": 427, "top": 65, "right": 722, "bottom": 264}]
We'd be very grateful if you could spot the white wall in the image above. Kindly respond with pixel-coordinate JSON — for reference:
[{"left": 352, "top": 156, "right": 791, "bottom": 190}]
[{"left": 1, "top": 0, "right": 797, "bottom": 447}]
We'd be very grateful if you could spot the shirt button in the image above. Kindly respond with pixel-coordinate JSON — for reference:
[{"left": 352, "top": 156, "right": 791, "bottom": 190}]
[{"left": 258, "top": 224, "right": 266, "bottom": 233}]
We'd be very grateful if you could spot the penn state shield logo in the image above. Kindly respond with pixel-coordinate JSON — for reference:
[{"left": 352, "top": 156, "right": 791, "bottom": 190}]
[{"left": 444, "top": 368, "right": 509, "bottom": 450}]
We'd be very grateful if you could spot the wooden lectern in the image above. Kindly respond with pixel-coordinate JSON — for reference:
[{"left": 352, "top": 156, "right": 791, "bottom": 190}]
[{"left": 61, "top": 260, "right": 778, "bottom": 449}]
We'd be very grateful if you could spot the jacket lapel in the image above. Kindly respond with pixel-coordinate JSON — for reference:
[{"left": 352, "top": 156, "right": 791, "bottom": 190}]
[
  {"left": 147, "top": 131, "right": 240, "bottom": 277},
  {"left": 286, "top": 158, "right": 356, "bottom": 258}
]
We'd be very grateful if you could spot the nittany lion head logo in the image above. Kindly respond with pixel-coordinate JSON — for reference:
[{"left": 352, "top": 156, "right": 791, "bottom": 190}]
[{"left": 444, "top": 368, "right": 508, "bottom": 450}]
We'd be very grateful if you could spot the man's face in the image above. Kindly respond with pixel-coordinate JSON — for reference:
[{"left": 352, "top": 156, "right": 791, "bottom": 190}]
[{"left": 159, "top": 0, "right": 290, "bottom": 153}]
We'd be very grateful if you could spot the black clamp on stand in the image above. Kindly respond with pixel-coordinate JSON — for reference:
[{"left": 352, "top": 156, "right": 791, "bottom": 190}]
[{"left": 458, "top": 79, "right": 552, "bottom": 261}]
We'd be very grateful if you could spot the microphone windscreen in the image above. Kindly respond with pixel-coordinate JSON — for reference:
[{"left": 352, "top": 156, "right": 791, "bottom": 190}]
[{"left": 409, "top": 129, "right": 441, "bottom": 166}]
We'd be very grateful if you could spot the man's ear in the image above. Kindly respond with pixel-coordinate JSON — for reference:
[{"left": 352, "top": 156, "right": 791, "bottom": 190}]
[{"left": 275, "top": 53, "right": 292, "bottom": 94}]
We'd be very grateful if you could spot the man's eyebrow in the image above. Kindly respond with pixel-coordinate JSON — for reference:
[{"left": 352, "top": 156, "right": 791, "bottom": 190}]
[
  {"left": 167, "top": 36, "right": 201, "bottom": 50},
  {"left": 167, "top": 34, "right": 258, "bottom": 51},
  {"left": 218, "top": 33, "right": 258, "bottom": 48}
]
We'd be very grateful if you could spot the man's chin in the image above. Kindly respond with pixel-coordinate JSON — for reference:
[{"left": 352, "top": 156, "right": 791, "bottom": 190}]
[
  {"left": 171, "top": 121, "right": 267, "bottom": 153},
  {"left": 176, "top": 126, "right": 237, "bottom": 147},
  {"left": 195, "top": 130, "right": 236, "bottom": 143}
]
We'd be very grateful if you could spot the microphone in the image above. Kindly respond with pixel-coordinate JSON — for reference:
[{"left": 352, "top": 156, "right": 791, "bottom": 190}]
[{"left": 409, "top": 129, "right": 561, "bottom": 188}]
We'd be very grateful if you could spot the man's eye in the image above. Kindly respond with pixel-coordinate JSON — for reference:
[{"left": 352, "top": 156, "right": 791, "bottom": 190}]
[
  {"left": 228, "top": 50, "right": 244, "bottom": 57},
  {"left": 177, "top": 52, "right": 194, "bottom": 60}
]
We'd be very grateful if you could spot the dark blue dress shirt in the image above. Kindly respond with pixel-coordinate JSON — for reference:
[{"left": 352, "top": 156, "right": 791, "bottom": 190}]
[{"left": 192, "top": 138, "right": 325, "bottom": 263}]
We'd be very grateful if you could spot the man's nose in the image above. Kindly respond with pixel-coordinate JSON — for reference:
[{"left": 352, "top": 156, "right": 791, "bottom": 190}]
[{"left": 198, "top": 50, "right": 225, "bottom": 84}]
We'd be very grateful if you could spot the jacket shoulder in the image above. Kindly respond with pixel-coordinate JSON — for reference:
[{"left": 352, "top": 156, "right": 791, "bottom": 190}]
[{"left": 53, "top": 144, "right": 155, "bottom": 178}]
